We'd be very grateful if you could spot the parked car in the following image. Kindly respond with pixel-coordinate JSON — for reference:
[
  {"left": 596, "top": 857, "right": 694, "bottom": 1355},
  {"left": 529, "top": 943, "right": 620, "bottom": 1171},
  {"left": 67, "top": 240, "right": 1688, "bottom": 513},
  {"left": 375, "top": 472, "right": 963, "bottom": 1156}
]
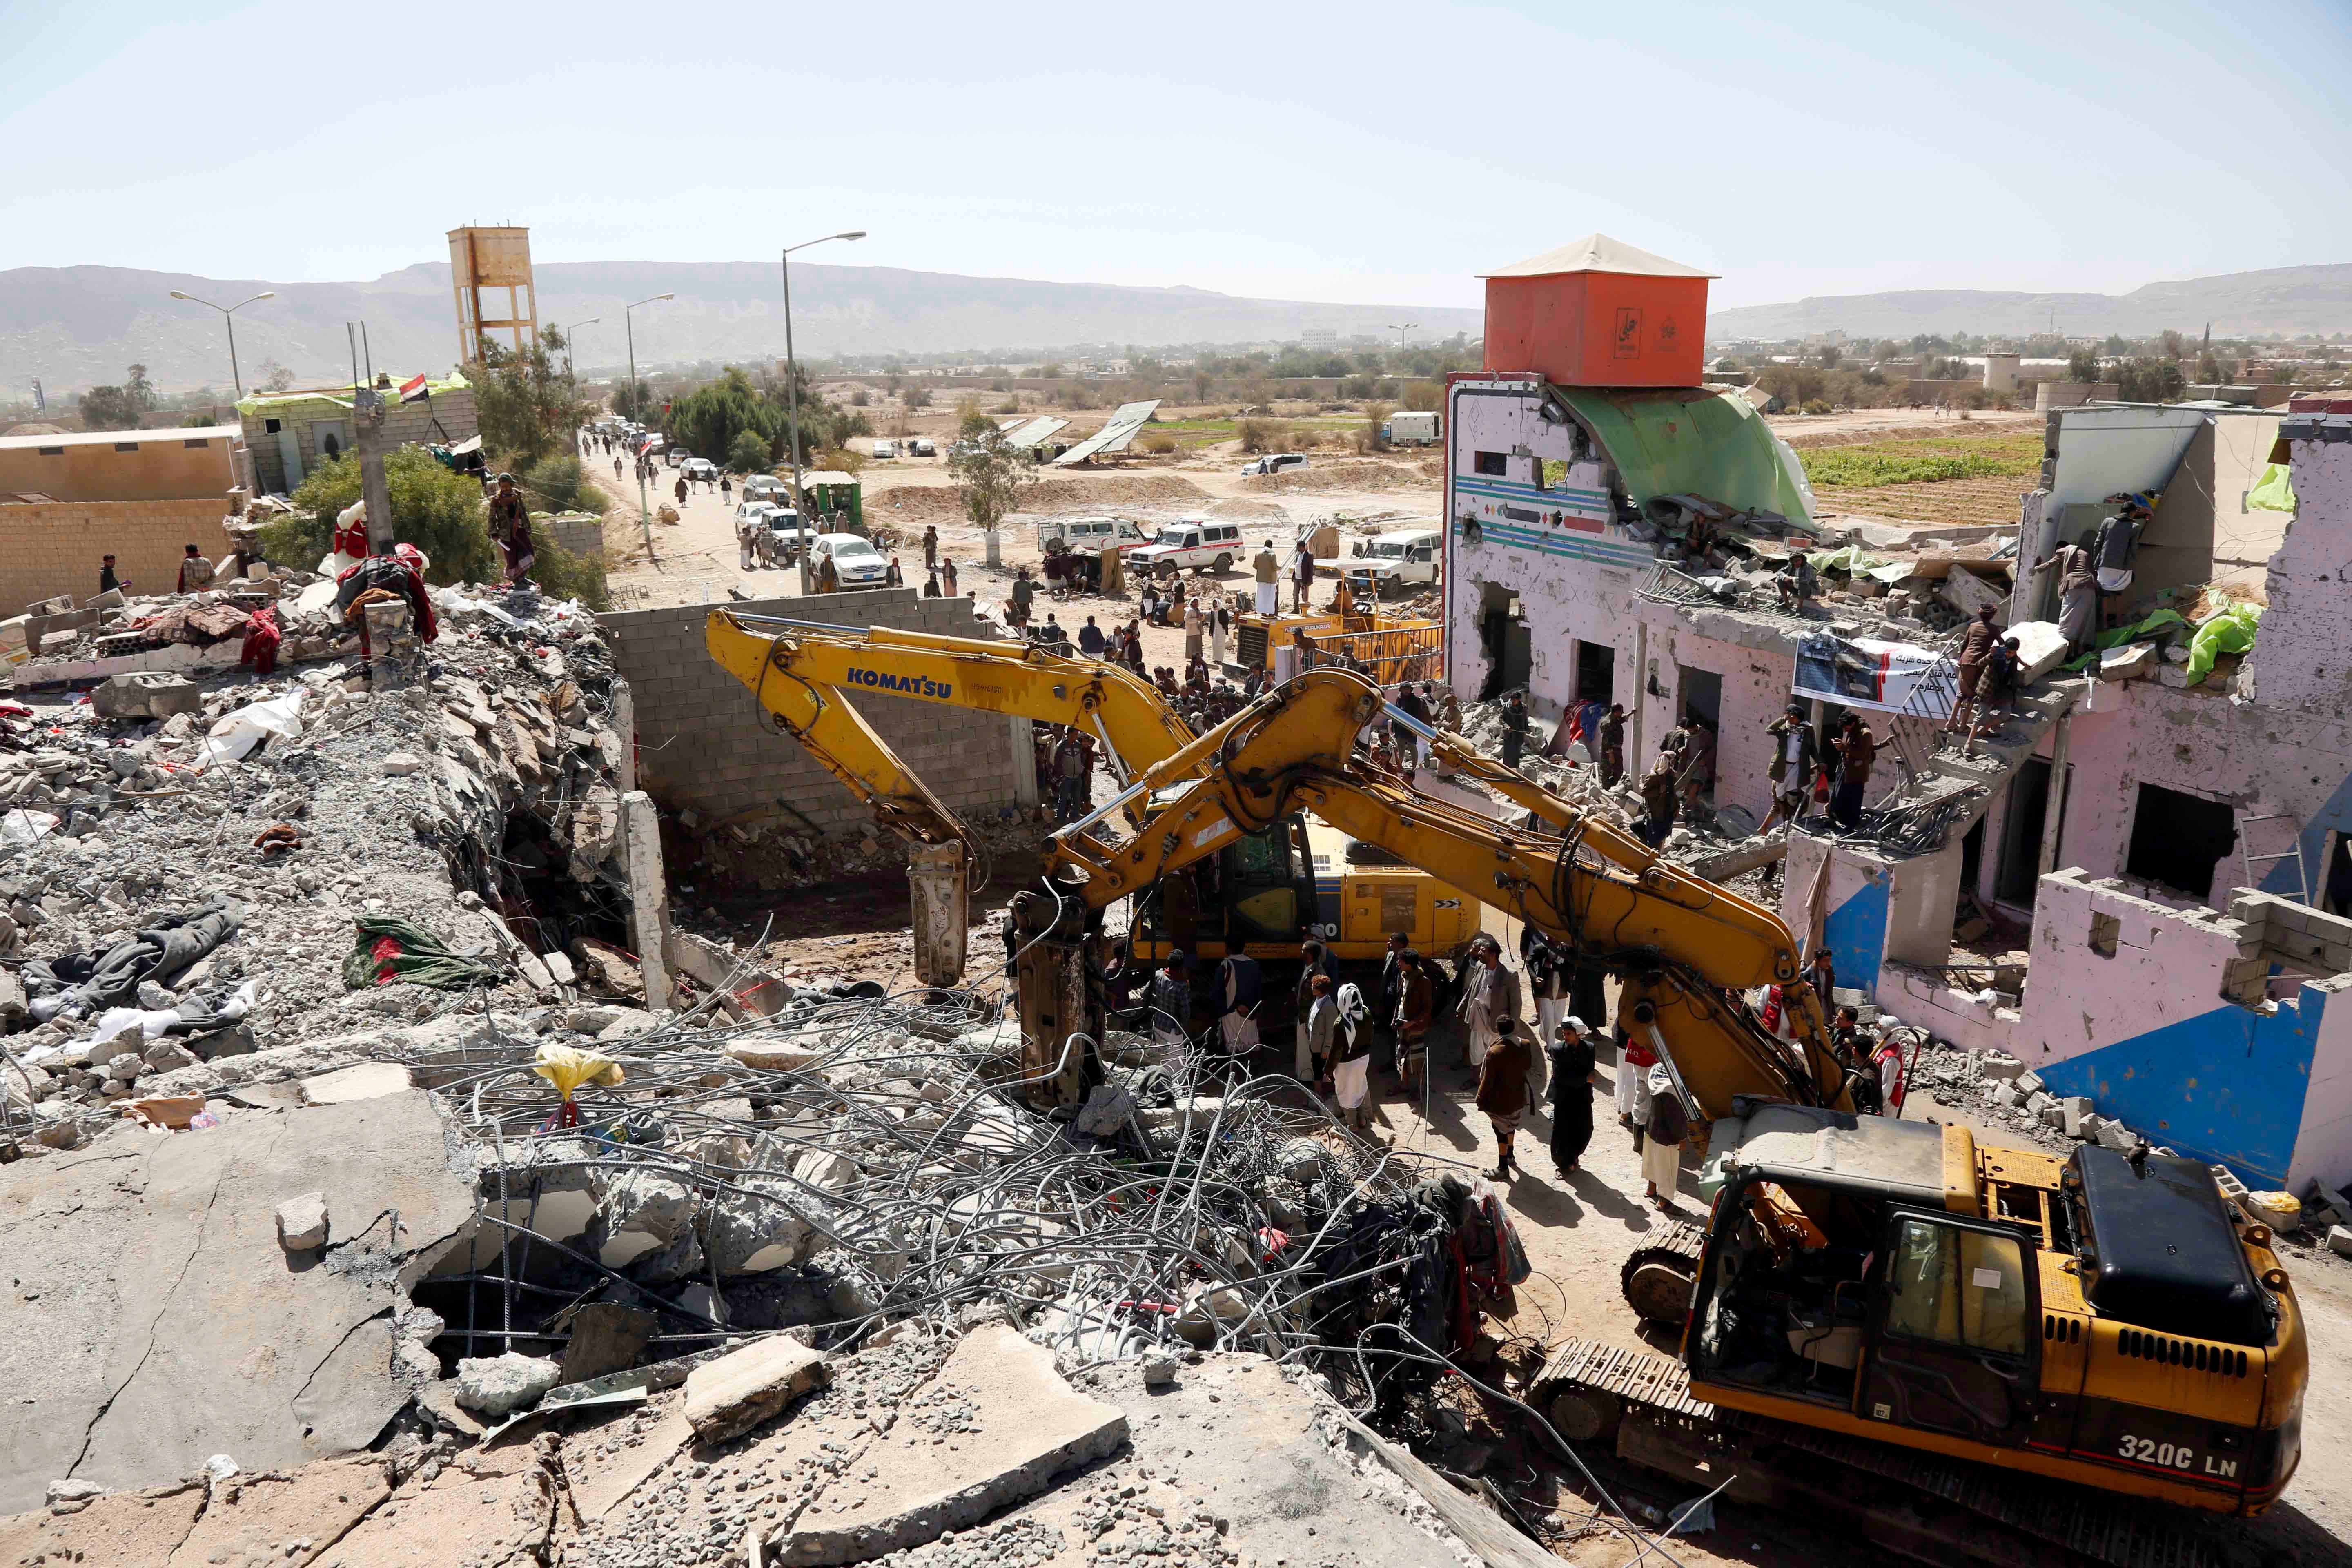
[
  {"left": 812, "top": 533, "right": 891, "bottom": 590},
  {"left": 1241, "top": 452, "right": 1308, "bottom": 477},
  {"left": 908, "top": 437, "right": 937, "bottom": 457},
  {"left": 664, "top": 446, "right": 688, "bottom": 468},
  {"left": 742, "top": 475, "right": 789, "bottom": 506},
  {"left": 1034, "top": 515, "right": 1152, "bottom": 554},
  {"left": 871, "top": 439, "right": 900, "bottom": 460},
  {"left": 766, "top": 509, "right": 814, "bottom": 562},
  {"left": 681, "top": 457, "right": 719, "bottom": 481},
  {"left": 1129, "top": 518, "right": 1245, "bottom": 578},
  {"left": 1342, "top": 527, "right": 1443, "bottom": 597}
]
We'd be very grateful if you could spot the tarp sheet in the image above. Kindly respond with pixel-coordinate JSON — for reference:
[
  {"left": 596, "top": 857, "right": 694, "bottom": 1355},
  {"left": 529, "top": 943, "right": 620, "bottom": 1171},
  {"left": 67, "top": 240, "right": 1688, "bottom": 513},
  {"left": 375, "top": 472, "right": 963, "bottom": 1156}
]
[
  {"left": 2250, "top": 462, "right": 2297, "bottom": 512},
  {"left": 1793, "top": 631, "right": 1954, "bottom": 718},
  {"left": 2186, "top": 601, "right": 2262, "bottom": 684},
  {"left": 2062, "top": 608, "right": 2192, "bottom": 670},
  {"left": 1555, "top": 385, "right": 1817, "bottom": 529},
  {"left": 235, "top": 372, "right": 470, "bottom": 418}
]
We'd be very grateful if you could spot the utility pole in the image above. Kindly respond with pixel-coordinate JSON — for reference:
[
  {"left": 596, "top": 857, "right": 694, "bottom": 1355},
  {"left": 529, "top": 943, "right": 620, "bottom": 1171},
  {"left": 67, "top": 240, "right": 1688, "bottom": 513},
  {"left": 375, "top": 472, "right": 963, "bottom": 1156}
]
[
  {"left": 782, "top": 230, "right": 866, "bottom": 595},
  {"left": 624, "top": 294, "right": 674, "bottom": 555},
  {"left": 1386, "top": 321, "right": 1417, "bottom": 356},
  {"left": 560, "top": 318, "right": 600, "bottom": 378}
]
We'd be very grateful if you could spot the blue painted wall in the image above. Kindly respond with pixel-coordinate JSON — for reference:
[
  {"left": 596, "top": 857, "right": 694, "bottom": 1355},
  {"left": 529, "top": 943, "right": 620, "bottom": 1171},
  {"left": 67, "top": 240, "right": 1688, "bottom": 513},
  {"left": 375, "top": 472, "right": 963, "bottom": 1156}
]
[
  {"left": 1823, "top": 875, "right": 1891, "bottom": 1002},
  {"left": 2038, "top": 987, "right": 2324, "bottom": 1187}
]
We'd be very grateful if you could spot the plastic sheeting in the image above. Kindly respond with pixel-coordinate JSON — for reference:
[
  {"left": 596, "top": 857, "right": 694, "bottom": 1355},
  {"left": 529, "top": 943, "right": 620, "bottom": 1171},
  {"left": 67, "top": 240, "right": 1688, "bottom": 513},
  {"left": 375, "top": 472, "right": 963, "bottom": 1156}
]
[
  {"left": 2185, "top": 601, "right": 2262, "bottom": 685},
  {"left": 2250, "top": 463, "right": 2297, "bottom": 513},
  {"left": 2062, "top": 608, "right": 2192, "bottom": 671},
  {"left": 531, "top": 1042, "right": 626, "bottom": 1101},
  {"left": 194, "top": 689, "right": 306, "bottom": 772}
]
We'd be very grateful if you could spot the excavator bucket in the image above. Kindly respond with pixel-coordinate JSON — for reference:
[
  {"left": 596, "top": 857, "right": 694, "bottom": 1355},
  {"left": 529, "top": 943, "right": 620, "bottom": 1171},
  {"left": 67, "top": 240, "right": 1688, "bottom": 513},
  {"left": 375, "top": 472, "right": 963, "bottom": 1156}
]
[{"left": 907, "top": 840, "right": 968, "bottom": 989}]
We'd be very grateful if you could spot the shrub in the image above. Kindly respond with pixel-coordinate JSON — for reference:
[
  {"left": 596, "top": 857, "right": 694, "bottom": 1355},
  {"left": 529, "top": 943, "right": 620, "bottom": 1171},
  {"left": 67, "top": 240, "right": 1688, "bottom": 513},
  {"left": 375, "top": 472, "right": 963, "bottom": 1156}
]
[
  {"left": 904, "top": 386, "right": 932, "bottom": 410},
  {"left": 526, "top": 537, "right": 609, "bottom": 610},
  {"left": 851, "top": 387, "right": 871, "bottom": 407},
  {"left": 1359, "top": 401, "right": 1394, "bottom": 454},
  {"left": 266, "top": 447, "right": 498, "bottom": 585},
  {"left": 1801, "top": 398, "right": 1833, "bottom": 415},
  {"left": 1136, "top": 432, "right": 1178, "bottom": 455},
  {"left": 1236, "top": 417, "right": 1280, "bottom": 454},
  {"left": 726, "top": 429, "right": 775, "bottom": 473},
  {"left": 522, "top": 454, "right": 607, "bottom": 515},
  {"left": 994, "top": 395, "right": 1022, "bottom": 415}
]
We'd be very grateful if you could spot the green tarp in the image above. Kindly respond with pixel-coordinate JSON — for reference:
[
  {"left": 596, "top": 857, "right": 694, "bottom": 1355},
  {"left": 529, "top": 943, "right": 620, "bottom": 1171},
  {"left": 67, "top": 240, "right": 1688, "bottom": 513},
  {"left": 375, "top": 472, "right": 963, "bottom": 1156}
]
[
  {"left": 2249, "top": 462, "right": 2297, "bottom": 513},
  {"left": 2185, "top": 601, "right": 2262, "bottom": 684},
  {"left": 2063, "top": 609, "right": 2192, "bottom": 670},
  {"left": 1553, "top": 386, "right": 1817, "bottom": 530}
]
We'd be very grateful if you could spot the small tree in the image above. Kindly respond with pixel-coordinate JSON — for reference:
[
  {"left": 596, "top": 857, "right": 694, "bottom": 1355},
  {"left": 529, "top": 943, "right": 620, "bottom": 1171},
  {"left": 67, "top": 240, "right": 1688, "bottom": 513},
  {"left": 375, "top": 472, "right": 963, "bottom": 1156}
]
[
  {"left": 2067, "top": 347, "right": 2102, "bottom": 382},
  {"left": 266, "top": 447, "right": 500, "bottom": 584},
  {"left": 258, "top": 358, "right": 297, "bottom": 393},
  {"left": 522, "top": 453, "right": 608, "bottom": 514},
  {"left": 471, "top": 326, "right": 596, "bottom": 472},
  {"left": 903, "top": 385, "right": 932, "bottom": 410},
  {"left": 946, "top": 413, "right": 1035, "bottom": 567},
  {"left": 726, "top": 428, "right": 774, "bottom": 473}
]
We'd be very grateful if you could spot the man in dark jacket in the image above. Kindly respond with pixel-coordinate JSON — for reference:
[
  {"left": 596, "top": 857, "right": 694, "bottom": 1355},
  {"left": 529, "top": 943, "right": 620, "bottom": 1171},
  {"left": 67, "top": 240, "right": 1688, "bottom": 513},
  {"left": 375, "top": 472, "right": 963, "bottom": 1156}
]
[
  {"left": 1639, "top": 752, "right": 1679, "bottom": 848},
  {"left": 1832, "top": 713, "right": 1876, "bottom": 829},
  {"left": 1760, "top": 702, "right": 1817, "bottom": 835},
  {"left": 1395, "top": 950, "right": 1435, "bottom": 1098},
  {"left": 1148, "top": 952, "right": 1191, "bottom": 1050},
  {"left": 1597, "top": 702, "right": 1626, "bottom": 787},
  {"left": 1475, "top": 1017, "right": 1533, "bottom": 1180}
]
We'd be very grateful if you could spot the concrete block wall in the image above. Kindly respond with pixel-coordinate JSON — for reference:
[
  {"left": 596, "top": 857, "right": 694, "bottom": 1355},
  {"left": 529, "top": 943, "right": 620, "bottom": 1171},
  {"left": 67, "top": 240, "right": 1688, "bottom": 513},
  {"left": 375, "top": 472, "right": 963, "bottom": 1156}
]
[
  {"left": 598, "top": 589, "right": 1022, "bottom": 838},
  {"left": 2011, "top": 867, "right": 2352, "bottom": 1189},
  {"left": 242, "top": 388, "right": 479, "bottom": 494},
  {"left": 544, "top": 513, "right": 604, "bottom": 561},
  {"left": 0, "top": 499, "right": 234, "bottom": 612}
]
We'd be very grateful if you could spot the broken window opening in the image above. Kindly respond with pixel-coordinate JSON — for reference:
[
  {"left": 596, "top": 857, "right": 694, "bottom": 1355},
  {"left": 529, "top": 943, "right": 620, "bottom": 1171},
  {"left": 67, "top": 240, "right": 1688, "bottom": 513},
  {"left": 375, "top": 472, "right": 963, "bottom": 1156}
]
[
  {"left": 2089, "top": 912, "right": 2120, "bottom": 957},
  {"left": 2123, "top": 783, "right": 2237, "bottom": 903},
  {"left": 1473, "top": 450, "right": 1507, "bottom": 477},
  {"left": 1573, "top": 640, "right": 1616, "bottom": 705},
  {"left": 1477, "top": 581, "right": 1530, "bottom": 701}
]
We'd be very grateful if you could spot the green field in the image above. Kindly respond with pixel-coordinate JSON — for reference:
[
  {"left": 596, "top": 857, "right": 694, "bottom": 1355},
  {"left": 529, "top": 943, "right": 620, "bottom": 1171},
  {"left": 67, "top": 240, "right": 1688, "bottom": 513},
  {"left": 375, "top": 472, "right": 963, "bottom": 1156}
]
[{"left": 1800, "top": 434, "right": 2044, "bottom": 489}]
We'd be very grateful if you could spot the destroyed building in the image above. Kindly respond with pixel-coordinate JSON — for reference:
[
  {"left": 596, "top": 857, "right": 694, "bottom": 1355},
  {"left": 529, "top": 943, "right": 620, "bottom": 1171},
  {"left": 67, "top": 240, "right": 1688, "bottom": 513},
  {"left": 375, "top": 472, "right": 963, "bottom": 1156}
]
[
  {"left": 1441, "top": 235, "right": 2352, "bottom": 1195},
  {"left": 237, "top": 374, "right": 478, "bottom": 495}
]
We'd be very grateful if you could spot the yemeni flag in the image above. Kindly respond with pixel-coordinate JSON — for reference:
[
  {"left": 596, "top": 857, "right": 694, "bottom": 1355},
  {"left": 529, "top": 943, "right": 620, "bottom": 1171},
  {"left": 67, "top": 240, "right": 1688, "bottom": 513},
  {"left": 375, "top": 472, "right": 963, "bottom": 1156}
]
[{"left": 398, "top": 373, "right": 430, "bottom": 404}]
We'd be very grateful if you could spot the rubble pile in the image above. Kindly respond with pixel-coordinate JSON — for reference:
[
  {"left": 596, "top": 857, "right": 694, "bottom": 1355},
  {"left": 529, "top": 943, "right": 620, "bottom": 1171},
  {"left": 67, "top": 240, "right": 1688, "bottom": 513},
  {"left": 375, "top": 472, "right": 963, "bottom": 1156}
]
[{"left": 0, "top": 584, "right": 633, "bottom": 1149}]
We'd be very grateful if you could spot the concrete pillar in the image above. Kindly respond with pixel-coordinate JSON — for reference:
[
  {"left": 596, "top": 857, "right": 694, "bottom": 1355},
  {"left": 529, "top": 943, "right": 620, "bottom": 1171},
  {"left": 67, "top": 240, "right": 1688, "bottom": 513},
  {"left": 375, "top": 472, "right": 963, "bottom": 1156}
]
[
  {"left": 2037, "top": 715, "right": 2071, "bottom": 881},
  {"left": 620, "top": 790, "right": 673, "bottom": 1014},
  {"left": 610, "top": 679, "right": 637, "bottom": 795},
  {"left": 1008, "top": 717, "right": 1040, "bottom": 809},
  {"left": 354, "top": 395, "right": 394, "bottom": 552}
]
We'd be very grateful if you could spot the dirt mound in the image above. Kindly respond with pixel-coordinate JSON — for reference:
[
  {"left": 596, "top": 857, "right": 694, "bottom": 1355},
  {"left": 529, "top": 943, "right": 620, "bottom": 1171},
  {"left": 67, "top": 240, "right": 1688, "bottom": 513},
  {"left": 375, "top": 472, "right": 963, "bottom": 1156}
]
[{"left": 1241, "top": 460, "right": 1435, "bottom": 494}]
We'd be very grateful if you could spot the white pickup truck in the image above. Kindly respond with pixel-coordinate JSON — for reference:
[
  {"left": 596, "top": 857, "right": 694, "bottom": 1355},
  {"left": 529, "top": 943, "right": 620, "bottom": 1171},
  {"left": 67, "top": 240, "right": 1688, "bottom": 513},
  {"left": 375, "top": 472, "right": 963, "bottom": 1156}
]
[
  {"left": 1340, "top": 527, "right": 1443, "bottom": 597},
  {"left": 1035, "top": 515, "right": 1152, "bottom": 554}
]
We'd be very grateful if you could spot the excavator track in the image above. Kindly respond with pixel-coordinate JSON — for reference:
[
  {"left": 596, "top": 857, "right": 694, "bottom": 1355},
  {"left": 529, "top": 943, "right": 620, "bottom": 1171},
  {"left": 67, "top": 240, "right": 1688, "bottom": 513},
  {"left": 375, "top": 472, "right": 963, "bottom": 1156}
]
[
  {"left": 1531, "top": 1338, "right": 2238, "bottom": 1568},
  {"left": 1617, "top": 1219, "right": 1705, "bottom": 1327}
]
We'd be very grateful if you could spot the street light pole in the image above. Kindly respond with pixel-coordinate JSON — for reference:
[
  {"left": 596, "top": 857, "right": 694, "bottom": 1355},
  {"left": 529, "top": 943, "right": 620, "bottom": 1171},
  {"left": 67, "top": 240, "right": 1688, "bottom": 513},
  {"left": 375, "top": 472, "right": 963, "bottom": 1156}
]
[
  {"left": 167, "top": 290, "right": 276, "bottom": 398},
  {"left": 1385, "top": 321, "right": 1417, "bottom": 356},
  {"left": 559, "top": 318, "right": 600, "bottom": 379},
  {"left": 624, "top": 294, "right": 674, "bottom": 554},
  {"left": 782, "top": 231, "right": 866, "bottom": 595}
]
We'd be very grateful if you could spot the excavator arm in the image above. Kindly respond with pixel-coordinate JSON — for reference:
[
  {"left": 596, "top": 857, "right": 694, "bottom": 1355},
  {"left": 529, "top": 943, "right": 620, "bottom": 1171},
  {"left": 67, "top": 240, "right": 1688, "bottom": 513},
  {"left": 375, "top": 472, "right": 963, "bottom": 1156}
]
[
  {"left": 1042, "top": 669, "right": 1846, "bottom": 1119},
  {"left": 707, "top": 610, "right": 1196, "bottom": 784}
]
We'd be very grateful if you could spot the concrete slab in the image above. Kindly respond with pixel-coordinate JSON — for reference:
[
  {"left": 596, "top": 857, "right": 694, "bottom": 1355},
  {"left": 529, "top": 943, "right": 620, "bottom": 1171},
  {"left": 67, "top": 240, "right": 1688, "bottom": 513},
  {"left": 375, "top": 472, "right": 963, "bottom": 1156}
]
[
  {"left": 684, "top": 1336, "right": 830, "bottom": 1443},
  {"left": 166, "top": 1456, "right": 392, "bottom": 1566},
  {"left": 0, "top": 1091, "right": 477, "bottom": 1514},
  {"left": 301, "top": 1061, "right": 417, "bottom": 1104},
  {"left": 311, "top": 1463, "right": 557, "bottom": 1568},
  {"left": 776, "top": 1326, "right": 1127, "bottom": 1564},
  {"left": 0, "top": 1482, "right": 206, "bottom": 1565}
]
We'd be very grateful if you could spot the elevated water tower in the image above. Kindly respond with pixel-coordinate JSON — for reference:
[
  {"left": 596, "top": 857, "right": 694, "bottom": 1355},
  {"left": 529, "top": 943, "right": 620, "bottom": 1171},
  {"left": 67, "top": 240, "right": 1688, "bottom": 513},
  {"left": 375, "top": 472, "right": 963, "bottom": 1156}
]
[
  {"left": 448, "top": 224, "right": 539, "bottom": 364},
  {"left": 1480, "top": 234, "right": 1713, "bottom": 387}
]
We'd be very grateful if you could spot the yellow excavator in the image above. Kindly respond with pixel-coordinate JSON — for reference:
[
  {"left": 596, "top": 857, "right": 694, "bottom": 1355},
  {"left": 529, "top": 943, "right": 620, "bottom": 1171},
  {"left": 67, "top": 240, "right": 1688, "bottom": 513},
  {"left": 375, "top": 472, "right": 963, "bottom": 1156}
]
[
  {"left": 708, "top": 620, "right": 2306, "bottom": 1552},
  {"left": 992, "top": 664, "right": 2307, "bottom": 1557},
  {"left": 704, "top": 609, "right": 1484, "bottom": 983}
]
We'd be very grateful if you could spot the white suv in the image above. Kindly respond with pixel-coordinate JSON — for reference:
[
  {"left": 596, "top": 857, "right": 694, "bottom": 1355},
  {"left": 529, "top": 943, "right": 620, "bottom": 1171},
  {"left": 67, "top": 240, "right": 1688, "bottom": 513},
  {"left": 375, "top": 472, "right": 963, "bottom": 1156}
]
[
  {"left": 1130, "top": 518, "right": 1245, "bottom": 578},
  {"left": 1242, "top": 452, "right": 1308, "bottom": 477},
  {"left": 813, "top": 533, "right": 891, "bottom": 590},
  {"left": 1036, "top": 516, "right": 1152, "bottom": 553},
  {"left": 1342, "top": 528, "right": 1442, "bottom": 597}
]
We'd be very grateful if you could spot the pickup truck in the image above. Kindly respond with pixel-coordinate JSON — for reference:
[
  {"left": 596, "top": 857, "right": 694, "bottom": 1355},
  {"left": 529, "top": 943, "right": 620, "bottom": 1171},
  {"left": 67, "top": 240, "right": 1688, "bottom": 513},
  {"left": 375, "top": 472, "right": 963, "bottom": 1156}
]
[
  {"left": 1035, "top": 515, "right": 1151, "bottom": 554},
  {"left": 1129, "top": 517, "right": 1246, "bottom": 578},
  {"left": 1341, "top": 527, "right": 1442, "bottom": 597}
]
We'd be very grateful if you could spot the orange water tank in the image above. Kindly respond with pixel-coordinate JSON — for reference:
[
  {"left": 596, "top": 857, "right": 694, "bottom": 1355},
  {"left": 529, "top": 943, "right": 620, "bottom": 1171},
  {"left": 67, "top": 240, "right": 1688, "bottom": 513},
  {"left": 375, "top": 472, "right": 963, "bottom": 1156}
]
[{"left": 1481, "top": 235, "right": 1713, "bottom": 388}]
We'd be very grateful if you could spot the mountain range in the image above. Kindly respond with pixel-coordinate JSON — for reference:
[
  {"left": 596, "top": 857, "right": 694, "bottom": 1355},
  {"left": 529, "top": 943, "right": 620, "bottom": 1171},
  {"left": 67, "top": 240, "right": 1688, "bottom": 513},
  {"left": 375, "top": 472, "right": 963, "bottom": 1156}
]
[
  {"left": 0, "top": 260, "right": 1486, "bottom": 396},
  {"left": 1706, "top": 263, "right": 2352, "bottom": 343}
]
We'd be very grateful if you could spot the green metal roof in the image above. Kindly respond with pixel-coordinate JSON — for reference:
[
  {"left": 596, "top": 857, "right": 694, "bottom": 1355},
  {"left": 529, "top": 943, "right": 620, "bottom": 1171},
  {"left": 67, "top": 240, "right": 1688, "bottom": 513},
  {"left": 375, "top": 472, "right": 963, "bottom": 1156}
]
[
  {"left": 1552, "top": 385, "right": 1815, "bottom": 529},
  {"left": 234, "top": 372, "right": 471, "bottom": 418}
]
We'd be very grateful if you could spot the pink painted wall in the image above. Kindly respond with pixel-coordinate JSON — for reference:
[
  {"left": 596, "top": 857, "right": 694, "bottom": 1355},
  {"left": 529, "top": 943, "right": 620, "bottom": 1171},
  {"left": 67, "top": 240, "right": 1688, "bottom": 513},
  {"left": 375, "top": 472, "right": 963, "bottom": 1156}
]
[
  {"left": 2246, "top": 436, "right": 2352, "bottom": 713},
  {"left": 1634, "top": 619, "right": 1794, "bottom": 826}
]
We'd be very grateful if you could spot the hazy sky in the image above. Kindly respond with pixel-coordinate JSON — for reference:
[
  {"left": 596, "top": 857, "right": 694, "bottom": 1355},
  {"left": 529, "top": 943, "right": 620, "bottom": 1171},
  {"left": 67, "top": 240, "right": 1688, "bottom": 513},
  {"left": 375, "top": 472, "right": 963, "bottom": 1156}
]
[{"left": 3, "top": 0, "right": 2347, "bottom": 309}]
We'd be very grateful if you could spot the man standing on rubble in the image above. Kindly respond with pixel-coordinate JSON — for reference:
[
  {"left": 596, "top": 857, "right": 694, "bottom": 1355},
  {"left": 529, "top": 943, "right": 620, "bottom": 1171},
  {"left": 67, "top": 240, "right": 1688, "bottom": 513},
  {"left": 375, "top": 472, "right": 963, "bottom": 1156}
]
[
  {"left": 98, "top": 554, "right": 125, "bottom": 595},
  {"left": 1946, "top": 605, "right": 2000, "bottom": 736},
  {"left": 1758, "top": 702, "right": 1816, "bottom": 835},
  {"left": 1597, "top": 702, "right": 1626, "bottom": 787},
  {"left": 488, "top": 474, "right": 535, "bottom": 587},
  {"left": 1638, "top": 750, "right": 1679, "bottom": 849},
  {"left": 177, "top": 545, "right": 216, "bottom": 593},
  {"left": 1253, "top": 541, "right": 1281, "bottom": 615},
  {"left": 2034, "top": 535, "right": 2099, "bottom": 655},
  {"left": 1831, "top": 712, "right": 1875, "bottom": 830},
  {"left": 1499, "top": 690, "right": 1530, "bottom": 770}
]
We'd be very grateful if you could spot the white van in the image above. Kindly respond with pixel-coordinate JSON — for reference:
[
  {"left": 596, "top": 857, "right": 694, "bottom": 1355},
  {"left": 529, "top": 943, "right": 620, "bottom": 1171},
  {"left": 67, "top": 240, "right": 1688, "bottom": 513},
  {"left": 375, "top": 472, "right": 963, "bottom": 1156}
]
[
  {"left": 1343, "top": 527, "right": 1443, "bottom": 597},
  {"left": 1242, "top": 452, "right": 1308, "bottom": 477},
  {"left": 1129, "top": 517, "right": 1245, "bottom": 577},
  {"left": 1035, "top": 516, "right": 1152, "bottom": 554}
]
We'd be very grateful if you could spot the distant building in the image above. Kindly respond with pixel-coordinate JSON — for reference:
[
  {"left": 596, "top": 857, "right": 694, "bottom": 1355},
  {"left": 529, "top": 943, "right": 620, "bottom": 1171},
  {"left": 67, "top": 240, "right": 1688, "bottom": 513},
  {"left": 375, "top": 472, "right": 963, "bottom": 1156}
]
[
  {"left": 237, "top": 375, "right": 477, "bottom": 496},
  {"left": 0, "top": 423, "right": 247, "bottom": 609},
  {"left": 1300, "top": 325, "right": 1339, "bottom": 352}
]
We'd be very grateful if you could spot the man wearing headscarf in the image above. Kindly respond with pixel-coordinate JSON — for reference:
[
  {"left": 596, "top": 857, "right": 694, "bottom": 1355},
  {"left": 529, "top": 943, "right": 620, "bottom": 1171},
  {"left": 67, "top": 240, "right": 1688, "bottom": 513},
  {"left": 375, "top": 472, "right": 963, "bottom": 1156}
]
[
  {"left": 1331, "top": 982, "right": 1373, "bottom": 1131},
  {"left": 1475, "top": 1016, "right": 1533, "bottom": 1180},
  {"left": 1547, "top": 1016, "right": 1596, "bottom": 1173},
  {"left": 1641, "top": 1062, "right": 1688, "bottom": 1207}
]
